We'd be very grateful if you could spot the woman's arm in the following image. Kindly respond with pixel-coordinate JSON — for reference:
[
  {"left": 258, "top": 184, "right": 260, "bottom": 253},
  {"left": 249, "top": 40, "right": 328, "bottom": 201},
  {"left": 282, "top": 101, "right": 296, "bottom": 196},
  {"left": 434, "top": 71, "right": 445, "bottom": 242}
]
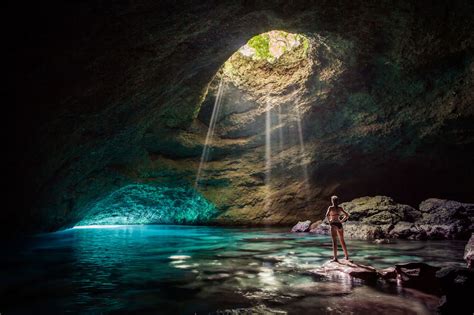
[
  {"left": 324, "top": 207, "right": 331, "bottom": 223},
  {"left": 340, "top": 208, "right": 350, "bottom": 222}
]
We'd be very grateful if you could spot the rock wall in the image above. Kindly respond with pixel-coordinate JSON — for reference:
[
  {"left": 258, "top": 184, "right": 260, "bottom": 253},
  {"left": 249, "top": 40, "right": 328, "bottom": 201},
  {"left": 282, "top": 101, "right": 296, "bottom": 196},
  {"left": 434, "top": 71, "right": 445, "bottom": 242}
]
[{"left": 7, "top": 0, "right": 474, "bottom": 235}]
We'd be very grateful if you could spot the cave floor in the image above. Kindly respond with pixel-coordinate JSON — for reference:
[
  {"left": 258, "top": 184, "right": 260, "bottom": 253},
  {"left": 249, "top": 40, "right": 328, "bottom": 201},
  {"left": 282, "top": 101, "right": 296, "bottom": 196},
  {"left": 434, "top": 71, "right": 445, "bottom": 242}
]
[{"left": 0, "top": 225, "right": 466, "bottom": 314}]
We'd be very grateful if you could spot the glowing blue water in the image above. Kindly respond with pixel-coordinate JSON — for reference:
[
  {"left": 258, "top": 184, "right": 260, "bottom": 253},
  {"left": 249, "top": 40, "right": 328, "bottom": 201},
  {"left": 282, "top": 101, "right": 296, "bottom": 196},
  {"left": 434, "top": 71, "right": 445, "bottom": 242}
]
[{"left": 0, "top": 225, "right": 466, "bottom": 314}]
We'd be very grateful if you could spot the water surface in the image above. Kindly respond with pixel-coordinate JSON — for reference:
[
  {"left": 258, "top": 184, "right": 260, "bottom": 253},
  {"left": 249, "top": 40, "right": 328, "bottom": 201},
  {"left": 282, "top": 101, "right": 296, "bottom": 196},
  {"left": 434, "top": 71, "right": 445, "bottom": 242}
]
[{"left": 0, "top": 225, "right": 466, "bottom": 314}]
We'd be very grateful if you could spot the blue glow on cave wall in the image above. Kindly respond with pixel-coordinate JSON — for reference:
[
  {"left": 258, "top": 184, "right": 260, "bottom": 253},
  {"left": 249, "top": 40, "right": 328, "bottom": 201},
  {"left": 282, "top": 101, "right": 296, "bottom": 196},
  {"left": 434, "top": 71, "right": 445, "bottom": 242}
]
[{"left": 76, "top": 184, "right": 217, "bottom": 226}]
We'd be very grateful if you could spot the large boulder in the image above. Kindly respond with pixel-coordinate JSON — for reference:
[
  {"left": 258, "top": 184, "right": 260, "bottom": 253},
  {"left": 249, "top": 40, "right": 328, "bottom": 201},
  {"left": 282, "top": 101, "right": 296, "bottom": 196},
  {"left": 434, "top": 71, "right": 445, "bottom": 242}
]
[
  {"left": 418, "top": 199, "right": 474, "bottom": 239},
  {"left": 341, "top": 196, "right": 421, "bottom": 225},
  {"left": 465, "top": 234, "right": 474, "bottom": 269},
  {"left": 388, "top": 221, "right": 425, "bottom": 239},
  {"left": 343, "top": 222, "right": 392, "bottom": 240}
]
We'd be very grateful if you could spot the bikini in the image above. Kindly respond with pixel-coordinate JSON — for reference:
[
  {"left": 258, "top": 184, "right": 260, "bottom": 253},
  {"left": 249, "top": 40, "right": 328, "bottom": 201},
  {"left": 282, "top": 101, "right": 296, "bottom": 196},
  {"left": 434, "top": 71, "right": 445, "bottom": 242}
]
[
  {"left": 329, "top": 221, "right": 343, "bottom": 229},
  {"left": 329, "top": 206, "right": 344, "bottom": 229}
]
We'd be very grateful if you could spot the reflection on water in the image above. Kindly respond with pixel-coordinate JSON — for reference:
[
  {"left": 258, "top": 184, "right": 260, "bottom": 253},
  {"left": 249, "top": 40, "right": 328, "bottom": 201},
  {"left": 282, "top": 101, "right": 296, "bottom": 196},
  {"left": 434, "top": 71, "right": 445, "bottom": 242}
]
[{"left": 0, "top": 225, "right": 466, "bottom": 314}]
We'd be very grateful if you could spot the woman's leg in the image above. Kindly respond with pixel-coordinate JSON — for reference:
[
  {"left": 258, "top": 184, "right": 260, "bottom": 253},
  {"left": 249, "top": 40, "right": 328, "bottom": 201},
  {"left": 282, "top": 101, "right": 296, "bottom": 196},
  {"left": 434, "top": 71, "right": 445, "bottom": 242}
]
[
  {"left": 330, "top": 226, "right": 338, "bottom": 261},
  {"left": 337, "top": 228, "right": 349, "bottom": 260}
]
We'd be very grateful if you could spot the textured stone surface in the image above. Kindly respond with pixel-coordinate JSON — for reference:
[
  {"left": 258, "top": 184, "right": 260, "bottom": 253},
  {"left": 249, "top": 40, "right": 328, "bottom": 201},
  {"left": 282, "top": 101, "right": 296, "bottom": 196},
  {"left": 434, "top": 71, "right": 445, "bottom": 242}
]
[
  {"left": 8, "top": 0, "right": 474, "bottom": 235},
  {"left": 309, "top": 220, "right": 323, "bottom": 233},
  {"left": 310, "top": 260, "right": 378, "bottom": 282},
  {"left": 465, "top": 234, "right": 474, "bottom": 269},
  {"left": 342, "top": 196, "right": 420, "bottom": 224},
  {"left": 419, "top": 199, "right": 474, "bottom": 239},
  {"left": 291, "top": 220, "right": 312, "bottom": 232},
  {"left": 215, "top": 304, "right": 287, "bottom": 315}
]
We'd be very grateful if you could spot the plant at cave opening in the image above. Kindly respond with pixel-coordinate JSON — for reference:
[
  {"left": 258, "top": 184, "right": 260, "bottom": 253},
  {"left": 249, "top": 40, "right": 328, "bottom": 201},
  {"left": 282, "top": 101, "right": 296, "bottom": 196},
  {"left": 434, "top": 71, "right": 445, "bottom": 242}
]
[{"left": 237, "top": 30, "right": 309, "bottom": 63}]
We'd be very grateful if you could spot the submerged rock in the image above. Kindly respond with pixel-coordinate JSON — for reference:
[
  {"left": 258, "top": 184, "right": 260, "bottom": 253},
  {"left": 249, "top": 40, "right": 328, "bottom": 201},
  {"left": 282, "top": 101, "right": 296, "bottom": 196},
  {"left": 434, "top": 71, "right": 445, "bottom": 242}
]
[
  {"left": 394, "top": 262, "right": 441, "bottom": 295},
  {"left": 288, "top": 282, "right": 352, "bottom": 297},
  {"left": 291, "top": 220, "right": 311, "bottom": 233},
  {"left": 214, "top": 304, "right": 287, "bottom": 315},
  {"left": 373, "top": 238, "right": 393, "bottom": 244},
  {"left": 378, "top": 267, "right": 397, "bottom": 280}
]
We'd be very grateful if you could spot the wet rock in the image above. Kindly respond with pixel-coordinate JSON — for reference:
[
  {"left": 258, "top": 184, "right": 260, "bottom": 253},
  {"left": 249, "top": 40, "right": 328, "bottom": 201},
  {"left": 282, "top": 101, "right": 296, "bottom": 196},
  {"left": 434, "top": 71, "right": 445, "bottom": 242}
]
[
  {"left": 373, "top": 238, "right": 393, "bottom": 244},
  {"left": 394, "top": 262, "right": 441, "bottom": 295},
  {"left": 288, "top": 282, "right": 352, "bottom": 297},
  {"left": 291, "top": 220, "right": 311, "bottom": 233},
  {"left": 464, "top": 233, "right": 474, "bottom": 268},
  {"left": 436, "top": 265, "right": 474, "bottom": 314},
  {"left": 214, "top": 304, "right": 287, "bottom": 315},
  {"left": 378, "top": 267, "right": 397, "bottom": 280},
  {"left": 203, "top": 273, "right": 232, "bottom": 281},
  {"left": 310, "top": 259, "right": 378, "bottom": 282}
]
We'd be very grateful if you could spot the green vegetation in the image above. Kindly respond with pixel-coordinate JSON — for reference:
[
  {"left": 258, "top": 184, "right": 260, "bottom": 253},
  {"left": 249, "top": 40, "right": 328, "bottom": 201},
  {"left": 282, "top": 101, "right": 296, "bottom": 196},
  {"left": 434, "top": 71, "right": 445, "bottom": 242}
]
[
  {"left": 237, "top": 30, "right": 310, "bottom": 63},
  {"left": 247, "top": 33, "right": 272, "bottom": 60}
]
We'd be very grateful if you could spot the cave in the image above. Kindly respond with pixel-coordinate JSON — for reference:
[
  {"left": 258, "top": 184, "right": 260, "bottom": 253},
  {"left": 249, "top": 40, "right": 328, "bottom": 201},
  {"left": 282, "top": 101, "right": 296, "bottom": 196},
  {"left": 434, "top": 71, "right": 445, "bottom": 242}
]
[{"left": 4, "top": 1, "right": 474, "bottom": 314}]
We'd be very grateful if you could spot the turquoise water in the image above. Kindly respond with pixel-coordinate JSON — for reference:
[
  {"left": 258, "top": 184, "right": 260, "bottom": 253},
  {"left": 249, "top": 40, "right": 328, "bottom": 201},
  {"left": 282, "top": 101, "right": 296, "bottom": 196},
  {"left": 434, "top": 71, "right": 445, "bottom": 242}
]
[{"left": 0, "top": 225, "right": 466, "bottom": 314}]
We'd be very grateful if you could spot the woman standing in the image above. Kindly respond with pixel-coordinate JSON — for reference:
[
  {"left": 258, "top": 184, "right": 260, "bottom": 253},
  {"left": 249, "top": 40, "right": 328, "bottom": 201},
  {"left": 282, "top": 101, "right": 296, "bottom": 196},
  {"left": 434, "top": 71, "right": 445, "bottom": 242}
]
[{"left": 325, "top": 195, "right": 350, "bottom": 262}]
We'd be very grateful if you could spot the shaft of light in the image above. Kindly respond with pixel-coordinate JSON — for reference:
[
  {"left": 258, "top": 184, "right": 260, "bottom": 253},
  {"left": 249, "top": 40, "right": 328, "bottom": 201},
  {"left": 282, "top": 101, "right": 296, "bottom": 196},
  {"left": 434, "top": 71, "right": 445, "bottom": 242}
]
[
  {"left": 295, "top": 104, "right": 311, "bottom": 200},
  {"left": 264, "top": 102, "right": 272, "bottom": 212},
  {"left": 195, "top": 78, "right": 225, "bottom": 189},
  {"left": 277, "top": 105, "right": 284, "bottom": 153}
]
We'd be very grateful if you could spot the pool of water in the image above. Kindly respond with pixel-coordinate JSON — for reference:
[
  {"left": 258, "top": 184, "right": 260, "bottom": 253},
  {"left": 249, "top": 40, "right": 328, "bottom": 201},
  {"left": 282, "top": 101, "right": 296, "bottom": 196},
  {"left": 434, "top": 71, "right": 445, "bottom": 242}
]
[{"left": 0, "top": 225, "right": 466, "bottom": 314}]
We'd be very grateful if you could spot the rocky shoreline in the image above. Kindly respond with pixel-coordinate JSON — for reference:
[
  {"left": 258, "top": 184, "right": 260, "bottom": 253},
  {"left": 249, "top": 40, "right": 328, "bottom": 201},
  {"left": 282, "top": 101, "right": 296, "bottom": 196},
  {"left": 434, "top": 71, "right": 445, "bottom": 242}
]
[
  {"left": 289, "top": 196, "right": 474, "bottom": 314},
  {"left": 292, "top": 196, "right": 473, "bottom": 240}
]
